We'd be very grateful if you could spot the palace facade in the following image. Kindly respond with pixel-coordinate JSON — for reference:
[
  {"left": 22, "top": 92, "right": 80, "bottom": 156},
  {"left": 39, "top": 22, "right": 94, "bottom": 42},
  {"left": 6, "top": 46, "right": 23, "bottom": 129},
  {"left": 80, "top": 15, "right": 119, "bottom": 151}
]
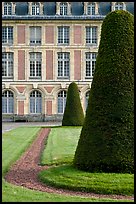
[{"left": 2, "top": 2, "right": 134, "bottom": 122}]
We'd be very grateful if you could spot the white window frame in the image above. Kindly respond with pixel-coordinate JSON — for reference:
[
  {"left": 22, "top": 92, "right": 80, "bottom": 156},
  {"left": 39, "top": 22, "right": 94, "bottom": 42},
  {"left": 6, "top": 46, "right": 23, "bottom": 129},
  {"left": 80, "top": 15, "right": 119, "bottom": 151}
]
[
  {"left": 2, "top": 26, "right": 13, "bottom": 44},
  {"left": 60, "top": 2, "right": 68, "bottom": 15},
  {"left": 115, "top": 2, "right": 124, "bottom": 10},
  {"left": 29, "top": 53, "right": 42, "bottom": 78},
  {"left": 30, "top": 27, "right": 41, "bottom": 45},
  {"left": 30, "top": 90, "right": 42, "bottom": 114},
  {"left": 2, "top": 90, "right": 14, "bottom": 114},
  {"left": 32, "top": 2, "right": 40, "bottom": 15},
  {"left": 58, "top": 90, "right": 67, "bottom": 114},
  {"left": 4, "top": 2, "right": 12, "bottom": 15},
  {"left": 85, "top": 52, "right": 97, "bottom": 78},
  {"left": 87, "top": 3, "right": 95, "bottom": 15},
  {"left": 57, "top": 52, "right": 70, "bottom": 79},
  {"left": 85, "top": 91, "right": 90, "bottom": 111},
  {"left": 58, "top": 26, "right": 69, "bottom": 44},
  {"left": 86, "top": 26, "right": 97, "bottom": 45},
  {"left": 2, "top": 52, "right": 13, "bottom": 78}
]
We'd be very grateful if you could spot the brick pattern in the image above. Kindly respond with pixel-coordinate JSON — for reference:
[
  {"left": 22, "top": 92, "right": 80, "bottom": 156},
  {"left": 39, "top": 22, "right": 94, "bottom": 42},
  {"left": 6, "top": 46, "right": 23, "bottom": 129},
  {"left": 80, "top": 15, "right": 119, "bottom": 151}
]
[
  {"left": 44, "top": 86, "right": 54, "bottom": 93},
  {"left": 45, "top": 26, "right": 54, "bottom": 44},
  {"left": 17, "top": 25, "right": 25, "bottom": 44},
  {"left": 46, "top": 101, "right": 52, "bottom": 115},
  {"left": 18, "top": 50, "right": 25, "bottom": 80},
  {"left": 74, "top": 50, "right": 81, "bottom": 80},
  {"left": 46, "top": 50, "right": 53, "bottom": 80},
  {"left": 18, "top": 101, "right": 24, "bottom": 115},
  {"left": 74, "top": 26, "right": 82, "bottom": 44},
  {"left": 16, "top": 86, "right": 26, "bottom": 93}
]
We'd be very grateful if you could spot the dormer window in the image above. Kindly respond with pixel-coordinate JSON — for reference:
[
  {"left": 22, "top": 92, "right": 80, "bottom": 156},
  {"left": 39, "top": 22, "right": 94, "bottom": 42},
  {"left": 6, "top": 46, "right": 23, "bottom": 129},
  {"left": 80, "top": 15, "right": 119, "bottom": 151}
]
[
  {"left": 87, "top": 3, "right": 95, "bottom": 15},
  {"left": 111, "top": 2, "right": 126, "bottom": 11},
  {"left": 32, "top": 2, "right": 40, "bottom": 15},
  {"left": 60, "top": 2, "right": 68, "bottom": 15},
  {"left": 4, "top": 2, "right": 12, "bottom": 15},
  {"left": 115, "top": 2, "right": 123, "bottom": 10}
]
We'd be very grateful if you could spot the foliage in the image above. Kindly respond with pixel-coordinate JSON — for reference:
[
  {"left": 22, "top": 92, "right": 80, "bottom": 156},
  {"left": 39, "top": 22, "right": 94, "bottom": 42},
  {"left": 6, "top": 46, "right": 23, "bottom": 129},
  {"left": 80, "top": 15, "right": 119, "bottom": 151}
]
[
  {"left": 73, "top": 10, "right": 134, "bottom": 173},
  {"left": 62, "top": 82, "right": 84, "bottom": 126}
]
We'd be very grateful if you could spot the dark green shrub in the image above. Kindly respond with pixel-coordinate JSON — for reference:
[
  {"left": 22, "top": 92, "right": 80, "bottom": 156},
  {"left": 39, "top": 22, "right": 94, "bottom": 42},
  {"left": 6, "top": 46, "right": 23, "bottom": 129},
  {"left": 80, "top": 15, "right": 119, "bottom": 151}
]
[
  {"left": 62, "top": 82, "right": 84, "bottom": 126},
  {"left": 73, "top": 10, "right": 134, "bottom": 173}
]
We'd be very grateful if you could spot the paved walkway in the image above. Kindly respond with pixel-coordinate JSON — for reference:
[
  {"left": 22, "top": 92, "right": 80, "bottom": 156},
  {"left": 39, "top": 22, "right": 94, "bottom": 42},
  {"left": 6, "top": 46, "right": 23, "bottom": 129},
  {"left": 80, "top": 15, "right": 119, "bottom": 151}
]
[{"left": 2, "top": 122, "right": 62, "bottom": 133}]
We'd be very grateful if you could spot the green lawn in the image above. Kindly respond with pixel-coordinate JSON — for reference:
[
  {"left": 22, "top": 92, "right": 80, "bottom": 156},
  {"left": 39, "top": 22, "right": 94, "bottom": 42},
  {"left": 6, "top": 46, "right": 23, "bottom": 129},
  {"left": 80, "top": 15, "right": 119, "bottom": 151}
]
[{"left": 2, "top": 126, "right": 133, "bottom": 202}]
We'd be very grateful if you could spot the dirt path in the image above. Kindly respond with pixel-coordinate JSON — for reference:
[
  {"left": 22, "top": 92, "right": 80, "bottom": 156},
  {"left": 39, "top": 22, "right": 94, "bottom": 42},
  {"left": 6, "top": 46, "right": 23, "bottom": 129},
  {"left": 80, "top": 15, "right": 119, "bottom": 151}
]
[{"left": 5, "top": 128, "right": 134, "bottom": 201}]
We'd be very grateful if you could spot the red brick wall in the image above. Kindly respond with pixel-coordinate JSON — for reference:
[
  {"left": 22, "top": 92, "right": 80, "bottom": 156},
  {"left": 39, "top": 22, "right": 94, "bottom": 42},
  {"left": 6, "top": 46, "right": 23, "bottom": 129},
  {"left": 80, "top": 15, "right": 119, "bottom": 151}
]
[
  {"left": 46, "top": 50, "right": 53, "bottom": 80},
  {"left": 17, "top": 25, "right": 25, "bottom": 44},
  {"left": 74, "top": 26, "right": 82, "bottom": 44},
  {"left": 18, "top": 50, "right": 25, "bottom": 80},
  {"left": 45, "top": 26, "right": 54, "bottom": 44},
  {"left": 44, "top": 86, "right": 54, "bottom": 93},
  {"left": 74, "top": 50, "right": 81, "bottom": 80},
  {"left": 16, "top": 86, "right": 25, "bottom": 93},
  {"left": 46, "top": 101, "right": 52, "bottom": 115},
  {"left": 18, "top": 101, "right": 24, "bottom": 115}
]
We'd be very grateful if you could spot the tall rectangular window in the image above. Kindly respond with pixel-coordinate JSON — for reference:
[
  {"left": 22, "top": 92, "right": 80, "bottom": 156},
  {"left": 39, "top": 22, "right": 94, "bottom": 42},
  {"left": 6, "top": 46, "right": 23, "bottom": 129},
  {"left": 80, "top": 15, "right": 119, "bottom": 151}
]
[
  {"left": 86, "top": 26, "right": 97, "bottom": 45},
  {"left": 4, "top": 2, "right": 12, "bottom": 15},
  {"left": 87, "top": 3, "right": 95, "bottom": 15},
  {"left": 32, "top": 3, "right": 40, "bottom": 15},
  {"left": 85, "top": 53, "right": 97, "bottom": 78},
  {"left": 58, "top": 26, "right": 69, "bottom": 44},
  {"left": 60, "top": 3, "right": 68, "bottom": 15},
  {"left": 30, "top": 53, "right": 42, "bottom": 78},
  {"left": 30, "top": 27, "right": 41, "bottom": 45},
  {"left": 2, "top": 52, "right": 13, "bottom": 78},
  {"left": 2, "top": 26, "right": 13, "bottom": 44},
  {"left": 58, "top": 53, "right": 70, "bottom": 78}
]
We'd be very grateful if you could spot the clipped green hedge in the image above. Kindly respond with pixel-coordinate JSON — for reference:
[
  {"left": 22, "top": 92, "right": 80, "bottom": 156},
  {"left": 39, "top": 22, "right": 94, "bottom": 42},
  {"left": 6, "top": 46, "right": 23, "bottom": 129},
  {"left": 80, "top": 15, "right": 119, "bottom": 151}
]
[
  {"left": 62, "top": 82, "right": 84, "bottom": 126},
  {"left": 73, "top": 10, "right": 134, "bottom": 173}
]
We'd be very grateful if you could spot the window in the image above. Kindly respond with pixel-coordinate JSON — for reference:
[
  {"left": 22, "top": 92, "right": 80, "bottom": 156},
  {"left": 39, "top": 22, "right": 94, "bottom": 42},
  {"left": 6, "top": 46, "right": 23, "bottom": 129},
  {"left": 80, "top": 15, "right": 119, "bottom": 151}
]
[
  {"left": 30, "top": 27, "right": 41, "bottom": 45},
  {"left": 58, "top": 26, "right": 69, "bottom": 44},
  {"left": 86, "top": 26, "right": 97, "bottom": 45},
  {"left": 30, "top": 53, "right": 42, "bottom": 78},
  {"left": 60, "top": 2, "right": 68, "bottom": 15},
  {"left": 86, "top": 53, "right": 97, "bottom": 78},
  {"left": 58, "top": 90, "right": 67, "bottom": 114},
  {"left": 30, "top": 90, "right": 42, "bottom": 113},
  {"left": 87, "top": 3, "right": 95, "bottom": 15},
  {"left": 2, "top": 53, "right": 13, "bottom": 78},
  {"left": 58, "top": 53, "right": 70, "bottom": 78},
  {"left": 2, "top": 90, "right": 14, "bottom": 113},
  {"left": 115, "top": 2, "right": 123, "bottom": 10},
  {"left": 2, "top": 26, "right": 13, "bottom": 44},
  {"left": 4, "top": 2, "right": 12, "bottom": 15},
  {"left": 85, "top": 91, "right": 90, "bottom": 110},
  {"left": 32, "top": 2, "right": 40, "bottom": 15}
]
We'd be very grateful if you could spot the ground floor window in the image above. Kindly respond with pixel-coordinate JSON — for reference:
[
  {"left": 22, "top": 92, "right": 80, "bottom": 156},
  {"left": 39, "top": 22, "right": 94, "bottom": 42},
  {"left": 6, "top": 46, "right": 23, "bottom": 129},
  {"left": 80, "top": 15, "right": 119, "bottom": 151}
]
[
  {"left": 2, "top": 90, "right": 14, "bottom": 113},
  {"left": 30, "top": 90, "right": 42, "bottom": 113},
  {"left": 58, "top": 90, "right": 67, "bottom": 114},
  {"left": 85, "top": 91, "right": 90, "bottom": 110}
]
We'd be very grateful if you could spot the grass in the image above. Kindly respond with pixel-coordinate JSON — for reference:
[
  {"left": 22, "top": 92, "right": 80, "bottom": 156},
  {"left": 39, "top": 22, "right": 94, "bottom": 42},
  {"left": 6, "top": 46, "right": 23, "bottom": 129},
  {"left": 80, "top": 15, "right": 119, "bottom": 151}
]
[
  {"left": 39, "top": 127, "right": 134, "bottom": 197},
  {"left": 2, "top": 126, "right": 134, "bottom": 202},
  {"left": 40, "top": 126, "right": 81, "bottom": 165}
]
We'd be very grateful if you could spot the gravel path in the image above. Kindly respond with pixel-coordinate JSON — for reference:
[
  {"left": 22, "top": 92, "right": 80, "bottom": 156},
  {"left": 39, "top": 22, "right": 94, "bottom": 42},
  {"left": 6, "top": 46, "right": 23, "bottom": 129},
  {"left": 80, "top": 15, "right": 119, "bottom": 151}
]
[{"left": 5, "top": 128, "right": 134, "bottom": 201}]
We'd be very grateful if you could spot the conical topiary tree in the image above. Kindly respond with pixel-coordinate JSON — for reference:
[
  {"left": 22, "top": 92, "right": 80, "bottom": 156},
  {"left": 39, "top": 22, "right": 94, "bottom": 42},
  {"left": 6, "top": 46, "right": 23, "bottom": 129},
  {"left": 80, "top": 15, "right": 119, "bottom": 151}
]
[
  {"left": 73, "top": 10, "right": 134, "bottom": 173},
  {"left": 62, "top": 82, "right": 84, "bottom": 126}
]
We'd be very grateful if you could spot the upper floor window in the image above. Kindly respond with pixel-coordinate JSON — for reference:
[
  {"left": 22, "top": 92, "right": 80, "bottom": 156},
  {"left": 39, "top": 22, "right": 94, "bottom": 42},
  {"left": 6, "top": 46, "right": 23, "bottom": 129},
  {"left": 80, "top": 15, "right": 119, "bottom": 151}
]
[
  {"left": 2, "top": 52, "right": 13, "bottom": 78},
  {"left": 57, "top": 52, "right": 70, "bottom": 78},
  {"left": 2, "top": 26, "right": 13, "bottom": 44},
  {"left": 58, "top": 26, "right": 69, "bottom": 44},
  {"left": 2, "top": 90, "right": 14, "bottom": 114},
  {"left": 87, "top": 3, "right": 95, "bottom": 15},
  {"left": 30, "top": 53, "right": 42, "bottom": 78},
  {"left": 115, "top": 2, "right": 124, "bottom": 10},
  {"left": 4, "top": 2, "right": 12, "bottom": 15},
  {"left": 60, "top": 2, "right": 68, "bottom": 15},
  {"left": 30, "top": 90, "right": 42, "bottom": 114},
  {"left": 86, "top": 26, "right": 97, "bottom": 45},
  {"left": 85, "top": 52, "right": 97, "bottom": 78},
  {"left": 58, "top": 90, "right": 67, "bottom": 114},
  {"left": 30, "top": 27, "right": 41, "bottom": 45},
  {"left": 32, "top": 2, "right": 40, "bottom": 15}
]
